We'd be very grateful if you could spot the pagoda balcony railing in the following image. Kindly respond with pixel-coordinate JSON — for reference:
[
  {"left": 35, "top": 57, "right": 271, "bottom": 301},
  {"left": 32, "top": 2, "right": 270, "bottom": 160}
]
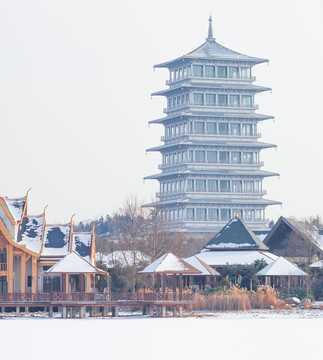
[
  {"left": 0, "top": 263, "right": 7, "bottom": 271},
  {"left": 158, "top": 161, "right": 264, "bottom": 170},
  {"left": 165, "top": 75, "right": 256, "bottom": 85},
  {"left": 156, "top": 191, "right": 267, "bottom": 201},
  {"left": 164, "top": 104, "right": 259, "bottom": 114},
  {"left": 161, "top": 133, "right": 261, "bottom": 141}
]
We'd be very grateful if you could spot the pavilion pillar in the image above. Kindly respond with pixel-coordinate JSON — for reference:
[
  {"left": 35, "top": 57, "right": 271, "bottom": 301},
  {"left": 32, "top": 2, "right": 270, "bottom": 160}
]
[
  {"left": 20, "top": 252, "right": 26, "bottom": 293},
  {"left": 156, "top": 273, "right": 161, "bottom": 292},
  {"left": 62, "top": 307, "right": 67, "bottom": 319},
  {"left": 62, "top": 274, "right": 69, "bottom": 293},
  {"left": 162, "top": 273, "right": 166, "bottom": 293},
  {"left": 173, "top": 275, "right": 177, "bottom": 301},
  {"left": 49, "top": 307, "right": 54, "bottom": 317},
  {"left": 7, "top": 244, "right": 14, "bottom": 293},
  {"left": 31, "top": 257, "right": 38, "bottom": 294},
  {"left": 178, "top": 306, "right": 183, "bottom": 317},
  {"left": 79, "top": 274, "right": 85, "bottom": 292},
  {"left": 179, "top": 274, "right": 183, "bottom": 301},
  {"left": 85, "top": 274, "right": 91, "bottom": 292},
  {"left": 161, "top": 305, "right": 166, "bottom": 318}
]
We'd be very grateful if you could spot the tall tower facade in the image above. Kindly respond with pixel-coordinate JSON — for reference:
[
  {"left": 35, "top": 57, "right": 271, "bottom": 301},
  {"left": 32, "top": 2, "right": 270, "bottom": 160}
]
[{"left": 146, "top": 18, "right": 280, "bottom": 232}]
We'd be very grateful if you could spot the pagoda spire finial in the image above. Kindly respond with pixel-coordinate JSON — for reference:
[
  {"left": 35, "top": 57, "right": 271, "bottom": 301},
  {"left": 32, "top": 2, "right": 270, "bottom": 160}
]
[{"left": 207, "top": 14, "right": 215, "bottom": 41}]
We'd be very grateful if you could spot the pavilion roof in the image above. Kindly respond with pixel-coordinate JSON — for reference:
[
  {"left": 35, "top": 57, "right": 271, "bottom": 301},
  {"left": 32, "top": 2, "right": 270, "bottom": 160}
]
[
  {"left": 2, "top": 197, "right": 27, "bottom": 222},
  {"left": 183, "top": 256, "right": 220, "bottom": 276},
  {"left": 139, "top": 252, "right": 201, "bottom": 274},
  {"left": 45, "top": 251, "right": 105, "bottom": 274},
  {"left": 205, "top": 217, "right": 269, "bottom": 250},
  {"left": 256, "top": 257, "right": 308, "bottom": 277}
]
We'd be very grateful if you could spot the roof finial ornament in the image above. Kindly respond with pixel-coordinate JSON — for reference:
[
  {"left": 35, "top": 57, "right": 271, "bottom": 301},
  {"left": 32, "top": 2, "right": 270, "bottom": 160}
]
[{"left": 207, "top": 14, "right": 215, "bottom": 41}]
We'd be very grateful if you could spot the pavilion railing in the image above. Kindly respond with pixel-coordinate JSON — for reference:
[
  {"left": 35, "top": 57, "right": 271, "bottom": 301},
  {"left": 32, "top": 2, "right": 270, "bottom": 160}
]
[{"left": 0, "top": 292, "right": 195, "bottom": 304}]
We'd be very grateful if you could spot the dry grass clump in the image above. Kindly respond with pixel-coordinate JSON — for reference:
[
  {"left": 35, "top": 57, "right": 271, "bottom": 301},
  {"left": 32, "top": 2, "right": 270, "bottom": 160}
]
[{"left": 190, "top": 286, "right": 290, "bottom": 311}]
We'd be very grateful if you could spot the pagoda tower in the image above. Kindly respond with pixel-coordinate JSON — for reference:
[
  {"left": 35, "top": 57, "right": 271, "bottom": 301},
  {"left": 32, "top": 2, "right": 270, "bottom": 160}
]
[{"left": 145, "top": 17, "right": 280, "bottom": 232}]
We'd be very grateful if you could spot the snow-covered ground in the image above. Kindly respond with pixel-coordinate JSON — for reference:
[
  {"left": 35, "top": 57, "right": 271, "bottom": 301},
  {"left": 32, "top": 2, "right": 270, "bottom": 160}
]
[{"left": 1, "top": 310, "right": 322, "bottom": 360}]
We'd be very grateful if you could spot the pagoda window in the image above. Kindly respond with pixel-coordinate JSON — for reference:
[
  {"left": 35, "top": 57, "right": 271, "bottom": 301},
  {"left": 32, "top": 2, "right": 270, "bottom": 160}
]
[
  {"left": 241, "top": 67, "right": 251, "bottom": 79},
  {"left": 255, "top": 209, "right": 262, "bottom": 220},
  {"left": 171, "top": 125, "right": 174, "bottom": 136},
  {"left": 208, "top": 208, "right": 219, "bottom": 220},
  {"left": 230, "top": 95, "right": 240, "bottom": 107},
  {"left": 244, "top": 181, "right": 254, "bottom": 193},
  {"left": 205, "top": 65, "right": 215, "bottom": 77},
  {"left": 196, "top": 208, "right": 207, "bottom": 220},
  {"left": 206, "top": 122, "right": 217, "bottom": 134},
  {"left": 217, "top": 66, "right": 227, "bottom": 78},
  {"left": 244, "top": 209, "right": 255, "bottom": 221},
  {"left": 172, "top": 98, "right": 176, "bottom": 107},
  {"left": 178, "top": 151, "right": 183, "bottom": 162},
  {"left": 183, "top": 67, "right": 188, "bottom": 78},
  {"left": 189, "top": 122, "right": 193, "bottom": 133},
  {"left": 193, "top": 65, "right": 203, "bottom": 77},
  {"left": 218, "top": 123, "right": 229, "bottom": 135},
  {"left": 218, "top": 94, "right": 228, "bottom": 106},
  {"left": 182, "top": 151, "right": 186, "bottom": 161},
  {"left": 167, "top": 126, "right": 171, "bottom": 137},
  {"left": 231, "top": 152, "right": 241, "bottom": 164},
  {"left": 193, "top": 93, "right": 204, "bottom": 105},
  {"left": 165, "top": 154, "right": 168, "bottom": 164},
  {"left": 230, "top": 123, "right": 241, "bottom": 135},
  {"left": 220, "top": 209, "right": 231, "bottom": 220},
  {"left": 174, "top": 69, "right": 179, "bottom": 80},
  {"left": 208, "top": 180, "right": 218, "bottom": 192},
  {"left": 194, "top": 122, "right": 205, "bottom": 134},
  {"left": 169, "top": 71, "right": 173, "bottom": 82},
  {"left": 179, "top": 123, "right": 183, "bottom": 135},
  {"left": 168, "top": 98, "right": 172, "bottom": 107},
  {"left": 175, "top": 125, "right": 179, "bottom": 135},
  {"left": 169, "top": 153, "right": 173, "bottom": 164},
  {"left": 196, "top": 179, "right": 206, "bottom": 192},
  {"left": 179, "top": 68, "right": 183, "bottom": 78},
  {"left": 179, "top": 208, "right": 183, "bottom": 219},
  {"left": 206, "top": 93, "right": 216, "bottom": 106},
  {"left": 181, "top": 95, "right": 184, "bottom": 104},
  {"left": 220, "top": 180, "right": 230, "bottom": 192},
  {"left": 243, "top": 152, "right": 253, "bottom": 164},
  {"left": 219, "top": 151, "right": 229, "bottom": 163},
  {"left": 241, "top": 95, "right": 252, "bottom": 107},
  {"left": 232, "top": 180, "right": 242, "bottom": 192},
  {"left": 255, "top": 181, "right": 261, "bottom": 192},
  {"left": 189, "top": 150, "right": 194, "bottom": 162},
  {"left": 173, "top": 153, "right": 178, "bottom": 163},
  {"left": 176, "top": 96, "right": 181, "bottom": 105},
  {"left": 195, "top": 150, "right": 206, "bottom": 163},
  {"left": 185, "top": 93, "right": 190, "bottom": 103},
  {"left": 180, "top": 180, "right": 184, "bottom": 190},
  {"left": 229, "top": 67, "right": 239, "bottom": 79},
  {"left": 183, "top": 123, "right": 188, "bottom": 134},
  {"left": 207, "top": 151, "right": 217, "bottom": 163},
  {"left": 187, "top": 208, "right": 195, "bottom": 220},
  {"left": 242, "top": 124, "right": 253, "bottom": 136}
]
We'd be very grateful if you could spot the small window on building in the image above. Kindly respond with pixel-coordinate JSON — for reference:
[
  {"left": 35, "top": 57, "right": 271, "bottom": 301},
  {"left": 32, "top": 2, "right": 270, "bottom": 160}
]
[
  {"left": 229, "top": 67, "right": 239, "bottom": 79},
  {"left": 230, "top": 123, "right": 241, "bottom": 135},
  {"left": 205, "top": 65, "right": 215, "bottom": 77},
  {"left": 206, "top": 122, "right": 217, "bottom": 134},
  {"left": 243, "top": 152, "right": 253, "bottom": 164},
  {"left": 241, "top": 95, "right": 252, "bottom": 107},
  {"left": 241, "top": 67, "right": 251, "bottom": 79},
  {"left": 196, "top": 208, "right": 207, "bottom": 220},
  {"left": 188, "top": 179, "right": 195, "bottom": 191},
  {"left": 232, "top": 180, "right": 242, "bottom": 192},
  {"left": 207, "top": 151, "right": 217, "bottom": 163},
  {"left": 220, "top": 180, "right": 230, "bottom": 192},
  {"left": 27, "top": 276, "right": 32, "bottom": 287},
  {"left": 193, "top": 65, "right": 203, "bottom": 77},
  {"left": 194, "top": 122, "right": 205, "bottom": 134},
  {"left": 231, "top": 152, "right": 241, "bottom": 164},
  {"left": 219, "top": 151, "right": 230, "bottom": 163},
  {"left": 229, "top": 95, "right": 240, "bottom": 107},
  {"left": 186, "top": 208, "right": 195, "bottom": 220},
  {"left": 196, "top": 179, "right": 206, "bottom": 192},
  {"left": 208, "top": 180, "right": 218, "bottom": 192},
  {"left": 206, "top": 94, "right": 216, "bottom": 106},
  {"left": 218, "top": 94, "right": 228, "bottom": 106},
  {"left": 217, "top": 66, "right": 227, "bottom": 78},
  {"left": 193, "top": 93, "right": 204, "bottom": 105},
  {"left": 208, "top": 208, "right": 219, "bottom": 220},
  {"left": 218, "top": 123, "right": 229, "bottom": 135},
  {"left": 195, "top": 150, "right": 206, "bottom": 163},
  {"left": 220, "top": 209, "right": 231, "bottom": 221},
  {"left": 242, "top": 124, "right": 253, "bottom": 136}
]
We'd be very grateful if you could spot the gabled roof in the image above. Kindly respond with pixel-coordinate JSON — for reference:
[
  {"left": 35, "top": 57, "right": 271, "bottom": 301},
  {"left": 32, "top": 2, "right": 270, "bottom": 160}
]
[
  {"left": 17, "top": 215, "right": 45, "bottom": 253},
  {"left": 41, "top": 224, "right": 71, "bottom": 256},
  {"left": 1, "top": 197, "right": 27, "bottom": 223},
  {"left": 72, "top": 232, "right": 93, "bottom": 261},
  {"left": 45, "top": 251, "right": 105, "bottom": 274},
  {"left": 264, "top": 216, "right": 323, "bottom": 253},
  {"left": 183, "top": 256, "right": 220, "bottom": 276},
  {"left": 256, "top": 257, "right": 308, "bottom": 276},
  {"left": 138, "top": 252, "right": 201, "bottom": 274},
  {"left": 205, "top": 217, "right": 269, "bottom": 250}
]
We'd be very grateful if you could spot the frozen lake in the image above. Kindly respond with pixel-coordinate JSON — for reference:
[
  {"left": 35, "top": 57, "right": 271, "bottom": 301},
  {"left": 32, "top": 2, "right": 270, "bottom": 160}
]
[{"left": 1, "top": 313, "right": 322, "bottom": 360}]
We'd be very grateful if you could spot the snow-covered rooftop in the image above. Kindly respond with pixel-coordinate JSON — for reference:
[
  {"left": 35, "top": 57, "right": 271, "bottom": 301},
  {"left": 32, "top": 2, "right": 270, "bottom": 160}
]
[
  {"left": 139, "top": 253, "right": 201, "bottom": 274},
  {"left": 3, "top": 198, "right": 26, "bottom": 222},
  {"left": 183, "top": 256, "right": 220, "bottom": 276},
  {"left": 310, "top": 260, "right": 323, "bottom": 269},
  {"left": 41, "top": 225, "right": 71, "bottom": 256},
  {"left": 196, "top": 250, "right": 277, "bottom": 267},
  {"left": 45, "top": 251, "right": 104, "bottom": 274},
  {"left": 72, "top": 233, "right": 92, "bottom": 260},
  {"left": 256, "top": 257, "right": 308, "bottom": 277},
  {"left": 17, "top": 215, "right": 44, "bottom": 253}
]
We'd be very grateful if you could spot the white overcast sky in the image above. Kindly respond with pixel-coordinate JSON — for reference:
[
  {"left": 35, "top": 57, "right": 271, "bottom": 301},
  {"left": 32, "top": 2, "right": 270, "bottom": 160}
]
[{"left": 0, "top": 0, "right": 322, "bottom": 224}]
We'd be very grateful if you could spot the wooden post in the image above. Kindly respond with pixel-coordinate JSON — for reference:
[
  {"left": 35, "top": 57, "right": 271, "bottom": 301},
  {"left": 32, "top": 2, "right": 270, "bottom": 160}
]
[
  {"left": 79, "top": 274, "right": 85, "bottom": 292},
  {"left": 156, "top": 273, "right": 161, "bottom": 292},
  {"left": 62, "top": 274, "right": 67, "bottom": 293},
  {"left": 162, "top": 273, "right": 166, "bottom": 293},
  {"left": 7, "top": 244, "right": 14, "bottom": 293},
  {"left": 85, "top": 274, "right": 91, "bottom": 292},
  {"left": 21, "top": 252, "right": 26, "bottom": 293},
  {"left": 31, "top": 257, "right": 38, "bottom": 294},
  {"left": 62, "top": 307, "right": 67, "bottom": 319},
  {"left": 179, "top": 274, "right": 183, "bottom": 301}
]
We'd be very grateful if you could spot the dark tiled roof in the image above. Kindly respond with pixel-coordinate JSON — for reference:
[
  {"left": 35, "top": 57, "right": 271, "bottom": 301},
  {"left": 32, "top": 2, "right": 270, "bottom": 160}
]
[
  {"left": 205, "top": 217, "right": 269, "bottom": 250},
  {"left": 17, "top": 215, "right": 45, "bottom": 253}
]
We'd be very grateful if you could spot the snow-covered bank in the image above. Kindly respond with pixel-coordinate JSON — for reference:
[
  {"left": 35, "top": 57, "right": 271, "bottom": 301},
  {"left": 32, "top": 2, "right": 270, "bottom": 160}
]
[{"left": 1, "top": 315, "right": 322, "bottom": 360}]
